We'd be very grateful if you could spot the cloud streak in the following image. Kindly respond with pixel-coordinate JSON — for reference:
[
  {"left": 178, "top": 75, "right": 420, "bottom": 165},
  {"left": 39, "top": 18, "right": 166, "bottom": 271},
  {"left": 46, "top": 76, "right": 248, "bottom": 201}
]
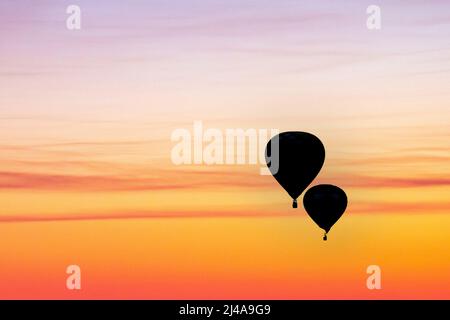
[
  {"left": 1, "top": 169, "right": 450, "bottom": 192},
  {"left": 0, "top": 168, "right": 271, "bottom": 191},
  {"left": 2, "top": 201, "right": 449, "bottom": 224},
  {"left": 351, "top": 201, "right": 450, "bottom": 214},
  {"left": 0, "top": 210, "right": 295, "bottom": 223},
  {"left": 322, "top": 174, "right": 450, "bottom": 189}
]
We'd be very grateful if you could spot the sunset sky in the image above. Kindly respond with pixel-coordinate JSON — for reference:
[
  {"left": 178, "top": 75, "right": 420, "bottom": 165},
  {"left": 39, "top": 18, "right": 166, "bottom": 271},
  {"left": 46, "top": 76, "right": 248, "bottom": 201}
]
[{"left": 0, "top": 0, "right": 449, "bottom": 299}]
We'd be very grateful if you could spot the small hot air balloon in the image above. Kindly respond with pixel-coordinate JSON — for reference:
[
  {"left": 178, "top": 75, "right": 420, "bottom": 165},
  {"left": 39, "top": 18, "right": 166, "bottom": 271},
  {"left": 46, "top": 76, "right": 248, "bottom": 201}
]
[
  {"left": 303, "top": 184, "right": 348, "bottom": 241},
  {"left": 265, "top": 132, "right": 325, "bottom": 208}
]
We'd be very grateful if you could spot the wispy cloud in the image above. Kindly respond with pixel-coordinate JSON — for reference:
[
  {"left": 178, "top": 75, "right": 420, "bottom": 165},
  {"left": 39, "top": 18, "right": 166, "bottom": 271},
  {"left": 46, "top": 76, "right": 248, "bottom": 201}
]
[
  {"left": 332, "top": 155, "right": 450, "bottom": 166},
  {"left": 0, "top": 171, "right": 188, "bottom": 191},
  {"left": 0, "top": 168, "right": 271, "bottom": 191},
  {"left": 321, "top": 174, "right": 450, "bottom": 189},
  {"left": 1, "top": 168, "right": 449, "bottom": 192},
  {"left": 0, "top": 209, "right": 294, "bottom": 223},
  {"left": 2, "top": 199, "right": 449, "bottom": 224},
  {"left": 351, "top": 201, "right": 450, "bottom": 214}
]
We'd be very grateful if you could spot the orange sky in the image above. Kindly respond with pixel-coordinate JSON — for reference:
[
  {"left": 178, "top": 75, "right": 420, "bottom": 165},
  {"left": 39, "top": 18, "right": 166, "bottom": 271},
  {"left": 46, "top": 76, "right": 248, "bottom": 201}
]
[{"left": 0, "top": 0, "right": 449, "bottom": 299}]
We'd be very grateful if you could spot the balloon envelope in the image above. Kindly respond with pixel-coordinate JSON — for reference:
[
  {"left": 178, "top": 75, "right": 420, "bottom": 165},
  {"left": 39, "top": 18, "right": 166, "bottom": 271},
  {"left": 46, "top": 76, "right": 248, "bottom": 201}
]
[
  {"left": 265, "top": 131, "right": 325, "bottom": 207},
  {"left": 303, "top": 184, "right": 348, "bottom": 233}
]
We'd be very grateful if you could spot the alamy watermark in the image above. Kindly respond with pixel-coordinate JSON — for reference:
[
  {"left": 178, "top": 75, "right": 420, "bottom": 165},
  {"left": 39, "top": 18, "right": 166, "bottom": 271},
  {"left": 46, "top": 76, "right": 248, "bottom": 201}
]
[
  {"left": 366, "top": 5, "right": 381, "bottom": 30},
  {"left": 366, "top": 265, "right": 382, "bottom": 290},
  {"left": 66, "top": 5, "right": 81, "bottom": 30},
  {"left": 171, "top": 121, "right": 279, "bottom": 175},
  {"left": 66, "top": 265, "right": 81, "bottom": 290}
]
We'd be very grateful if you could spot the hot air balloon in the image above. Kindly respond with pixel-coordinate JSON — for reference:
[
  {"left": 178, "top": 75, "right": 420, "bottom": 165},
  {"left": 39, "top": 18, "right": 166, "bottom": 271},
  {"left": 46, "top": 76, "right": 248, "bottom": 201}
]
[
  {"left": 265, "top": 131, "right": 325, "bottom": 208},
  {"left": 303, "top": 184, "right": 348, "bottom": 240}
]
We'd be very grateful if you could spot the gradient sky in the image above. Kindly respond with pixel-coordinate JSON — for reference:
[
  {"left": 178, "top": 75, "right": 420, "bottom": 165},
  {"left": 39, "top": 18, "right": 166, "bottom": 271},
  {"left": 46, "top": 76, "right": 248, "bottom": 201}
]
[{"left": 0, "top": 0, "right": 449, "bottom": 299}]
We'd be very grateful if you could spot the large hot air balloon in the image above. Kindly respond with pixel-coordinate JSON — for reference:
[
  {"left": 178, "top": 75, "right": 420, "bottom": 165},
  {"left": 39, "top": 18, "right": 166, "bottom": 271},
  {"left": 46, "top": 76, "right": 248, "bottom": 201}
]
[
  {"left": 265, "top": 132, "right": 325, "bottom": 208},
  {"left": 303, "top": 184, "right": 348, "bottom": 240}
]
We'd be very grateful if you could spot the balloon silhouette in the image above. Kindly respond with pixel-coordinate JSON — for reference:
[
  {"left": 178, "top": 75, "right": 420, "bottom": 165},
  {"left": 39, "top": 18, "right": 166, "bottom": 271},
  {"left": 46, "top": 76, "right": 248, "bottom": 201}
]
[
  {"left": 303, "top": 184, "right": 348, "bottom": 241},
  {"left": 265, "top": 132, "right": 325, "bottom": 208}
]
